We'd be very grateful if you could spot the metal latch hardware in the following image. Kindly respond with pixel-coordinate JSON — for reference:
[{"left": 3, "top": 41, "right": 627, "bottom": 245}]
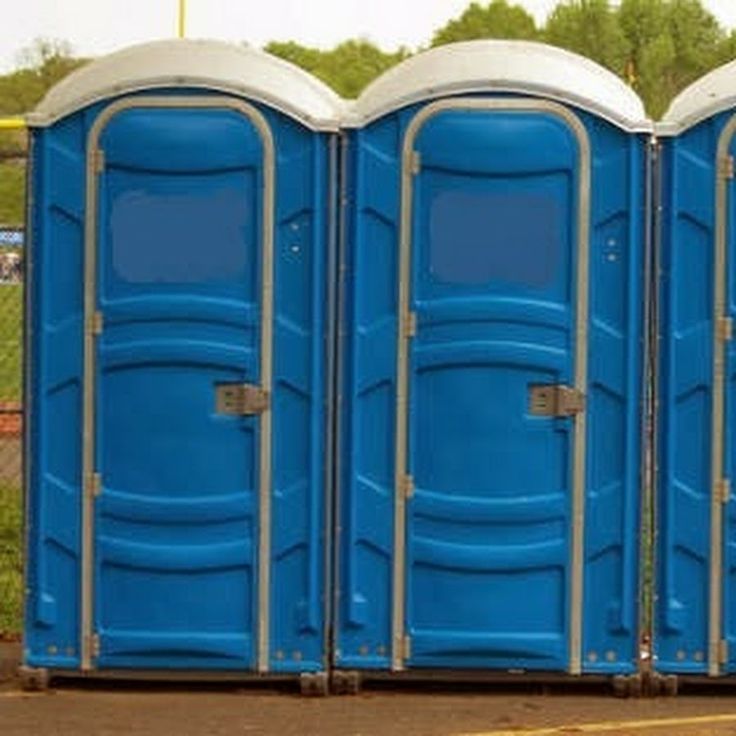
[
  {"left": 529, "top": 384, "right": 585, "bottom": 417},
  {"left": 717, "top": 316, "right": 733, "bottom": 342},
  {"left": 215, "top": 383, "right": 269, "bottom": 415},
  {"left": 720, "top": 155, "right": 735, "bottom": 180}
]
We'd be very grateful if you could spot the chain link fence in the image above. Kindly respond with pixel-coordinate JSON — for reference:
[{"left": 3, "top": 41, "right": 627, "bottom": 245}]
[{"left": 0, "top": 148, "right": 25, "bottom": 638}]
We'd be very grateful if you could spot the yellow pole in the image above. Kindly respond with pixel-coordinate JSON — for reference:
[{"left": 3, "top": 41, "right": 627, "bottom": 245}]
[
  {"left": 178, "top": 0, "right": 186, "bottom": 38},
  {"left": 0, "top": 117, "right": 25, "bottom": 130}
]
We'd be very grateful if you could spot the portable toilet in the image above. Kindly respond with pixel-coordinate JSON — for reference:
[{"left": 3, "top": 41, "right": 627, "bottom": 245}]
[
  {"left": 22, "top": 39, "right": 341, "bottom": 692},
  {"left": 655, "top": 60, "right": 736, "bottom": 682},
  {"left": 333, "top": 41, "right": 652, "bottom": 691}
]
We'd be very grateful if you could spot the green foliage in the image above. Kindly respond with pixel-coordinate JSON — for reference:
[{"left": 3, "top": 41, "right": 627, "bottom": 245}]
[
  {"left": 0, "top": 484, "right": 22, "bottom": 635},
  {"left": 617, "top": 0, "right": 726, "bottom": 117},
  {"left": 544, "top": 0, "right": 629, "bottom": 76},
  {"left": 0, "top": 38, "right": 86, "bottom": 116},
  {"left": 717, "top": 31, "right": 736, "bottom": 66},
  {"left": 0, "top": 164, "right": 25, "bottom": 227},
  {"left": 0, "top": 284, "right": 23, "bottom": 401},
  {"left": 431, "top": 1, "right": 538, "bottom": 46},
  {"left": 431, "top": 0, "right": 734, "bottom": 118},
  {"left": 266, "top": 39, "right": 409, "bottom": 98}
]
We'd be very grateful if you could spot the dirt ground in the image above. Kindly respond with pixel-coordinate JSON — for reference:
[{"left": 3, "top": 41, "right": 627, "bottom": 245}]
[
  {"left": 5, "top": 680, "right": 736, "bottom": 735},
  {"left": 5, "top": 647, "right": 736, "bottom": 736}
]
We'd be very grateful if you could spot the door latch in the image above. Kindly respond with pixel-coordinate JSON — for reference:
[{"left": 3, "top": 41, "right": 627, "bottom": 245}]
[
  {"left": 215, "top": 383, "right": 269, "bottom": 415},
  {"left": 529, "top": 384, "right": 585, "bottom": 417}
]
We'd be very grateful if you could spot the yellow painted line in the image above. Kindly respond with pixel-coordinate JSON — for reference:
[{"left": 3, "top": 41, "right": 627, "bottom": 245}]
[
  {"left": 458, "top": 713, "right": 736, "bottom": 736},
  {"left": 0, "top": 117, "right": 26, "bottom": 130}
]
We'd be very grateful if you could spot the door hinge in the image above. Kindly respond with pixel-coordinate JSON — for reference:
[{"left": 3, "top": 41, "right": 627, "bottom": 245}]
[
  {"left": 400, "top": 474, "right": 414, "bottom": 500},
  {"left": 718, "top": 478, "right": 731, "bottom": 504},
  {"left": 93, "top": 148, "right": 105, "bottom": 174},
  {"left": 404, "top": 311, "right": 417, "bottom": 338},
  {"left": 89, "top": 310, "right": 103, "bottom": 336},
  {"left": 401, "top": 635, "right": 412, "bottom": 660},
  {"left": 720, "top": 639, "right": 729, "bottom": 664},
  {"left": 86, "top": 472, "right": 102, "bottom": 498},
  {"left": 529, "top": 384, "right": 585, "bottom": 417},
  {"left": 410, "top": 151, "right": 421, "bottom": 175},
  {"left": 90, "top": 633, "right": 100, "bottom": 659},
  {"left": 720, "top": 155, "right": 735, "bottom": 180},
  {"left": 717, "top": 316, "right": 733, "bottom": 342}
]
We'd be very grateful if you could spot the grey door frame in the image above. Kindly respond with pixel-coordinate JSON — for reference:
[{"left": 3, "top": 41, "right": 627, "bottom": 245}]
[
  {"left": 80, "top": 95, "right": 276, "bottom": 672},
  {"left": 392, "top": 97, "right": 591, "bottom": 674}
]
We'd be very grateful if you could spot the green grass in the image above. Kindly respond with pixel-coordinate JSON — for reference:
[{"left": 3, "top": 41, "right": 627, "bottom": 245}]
[
  {"left": 0, "top": 281, "right": 24, "bottom": 636},
  {"left": 0, "top": 486, "right": 22, "bottom": 636},
  {"left": 0, "top": 283, "right": 22, "bottom": 402},
  {"left": 0, "top": 162, "right": 25, "bottom": 226}
]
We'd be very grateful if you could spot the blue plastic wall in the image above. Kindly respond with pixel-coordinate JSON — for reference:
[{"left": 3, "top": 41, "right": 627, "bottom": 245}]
[
  {"left": 336, "top": 96, "right": 647, "bottom": 674},
  {"left": 656, "top": 113, "right": 736, "bottom": 674},
  {"left": 25, "top": 89, "right": 333, "bottom": 673}
]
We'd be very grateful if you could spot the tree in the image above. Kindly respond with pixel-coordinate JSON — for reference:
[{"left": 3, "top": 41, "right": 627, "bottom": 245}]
[
  {"left": 544, "top": 0, "right": 629, "bottom": 76},
  {"left": 266, "top": 39, "right": 408, "bottom": 98},
  {"left": 666, "top": 0, "right": 724, "bottom": 84},
  {"left": 618, "top": 0, "right": 674, "bottom": 116},
  {"left": 0, "top": 39, "right": 85, "bottom": 225},
  {"left": 0, "top": 38, "right": 85, "bottom": 116},
  {"left": 716, "top": 30, "right": 736, "bottom": 65},
  {"left": 15, "top": 38, "right": 80, "bottom": 90},
  {"left": 431, "top": 1, "right": 538, "bottom": 46},
  {"left": 618, "top": 0, "right": 725, "bottom": 117}
]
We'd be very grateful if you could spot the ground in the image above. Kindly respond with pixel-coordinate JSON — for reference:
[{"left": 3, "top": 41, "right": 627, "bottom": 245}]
[
  {"left": 6, "top": 682, "right": 736, "bottom": 736},
  {"left": 1, "top": 642, "right": 736, "bottom": 736}
]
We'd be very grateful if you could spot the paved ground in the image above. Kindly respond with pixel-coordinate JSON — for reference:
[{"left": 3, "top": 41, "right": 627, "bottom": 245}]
[
  {"left": 5, "top": 684, "right": 736, "bottom": 736},
  {"left": 4, "top": 647, "right": 736, "bottom": 736}
]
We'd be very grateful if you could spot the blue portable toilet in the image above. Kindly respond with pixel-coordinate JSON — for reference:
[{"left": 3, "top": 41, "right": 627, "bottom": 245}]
[
  {"left": 334, "top": 41, "right": 652, "bottom": 689},
  {"left": 22, "top": 40, "right": 341, "bottom": 691},
  {"left": 655, "top": 61, "right": 736, "bottom": 681}
]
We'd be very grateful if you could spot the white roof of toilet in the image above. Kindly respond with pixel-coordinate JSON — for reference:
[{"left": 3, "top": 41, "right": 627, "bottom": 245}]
[
  {"left": 659, "top": 58, "right": 736, "bottom": 135},
  {"left": 347, "top": 40, "right": 652, "bottom": 133},
  {"left": 28, "top": 39, "right": 344, "bottom": 131}
]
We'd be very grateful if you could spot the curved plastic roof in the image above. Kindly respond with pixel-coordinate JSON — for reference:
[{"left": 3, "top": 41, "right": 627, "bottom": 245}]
[
  {"left": 347, "top": 40, "right": 651, "bottom": 132},
  {"left": 27, "top": 39, "right": 344, "bottom": 131},
  {"left": 659, "top": 59, "right": 736, "bottom": 135}
]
